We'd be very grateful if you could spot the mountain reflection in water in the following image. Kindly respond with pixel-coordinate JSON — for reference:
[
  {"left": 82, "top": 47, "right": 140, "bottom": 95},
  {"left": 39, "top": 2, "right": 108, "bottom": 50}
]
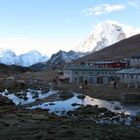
[{"left": 30, "top": 93, "right": 140, "bottom": 116}]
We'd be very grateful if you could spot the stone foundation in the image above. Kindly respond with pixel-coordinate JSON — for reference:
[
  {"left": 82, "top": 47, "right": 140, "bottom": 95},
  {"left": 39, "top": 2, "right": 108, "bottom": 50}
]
[{"left": 121, "top": 93, "right": 140, "bottom": 104}]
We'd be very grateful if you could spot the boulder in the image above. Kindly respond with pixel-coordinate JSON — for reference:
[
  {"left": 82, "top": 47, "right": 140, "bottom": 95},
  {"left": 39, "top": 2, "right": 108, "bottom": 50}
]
[
  {"left": 59, "top": 91, "right": 74, "bottom": 100},
  {"left": 49, "top": 103, "right": 55, "bottom": 105},
  {"left": 114, "top": 106, "right": 121, "bottom": 110},
  {"left": 77, "top": 94, "right": 85, "bottom": 99},
  {"left": 0, "top": 95, "right": 14, "bottom": 106},
  {"left": 16, "top": 80, "right": 26, "bottom": 89},
  {"left": 71, "top": 103, "right": 81, "bottom": 107},
  {"left": 3, "top": 77, "right": 17, "bottom": 89}
]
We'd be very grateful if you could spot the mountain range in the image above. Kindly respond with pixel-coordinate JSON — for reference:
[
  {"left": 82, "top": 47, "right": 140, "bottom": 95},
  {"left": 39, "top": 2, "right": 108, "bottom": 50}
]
[
  {"left": 0, "top": 49, "right": 49, "bottom": 67},
  {"left": 30, "top": 50, "right": 86, "bottom": 70},
  {"left": 45, "top": 20, "right": 140, "bottom": 69},
  {"left": 0, "top": 20, "right": 140, "bottom": 67},
  {"left": 45, "top": 50, "right": 86, "bottom": 69}
]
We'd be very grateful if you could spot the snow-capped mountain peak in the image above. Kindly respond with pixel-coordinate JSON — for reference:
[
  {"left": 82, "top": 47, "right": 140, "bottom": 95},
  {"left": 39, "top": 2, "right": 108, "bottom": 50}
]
[
  {"left": 46, "top": 50, "right": 86, "bottom": 68},
  {"left": 76, "top": 20, "right": 140, "bottom": 52},
  {"left": 0, "top": 48, "right": 49, "bottom": 66},
  {"left": 17, "top": 50, "right": 48, "bottom": 67},
  {"left": 0, "top": 48, "right": 17, "bottom": 65}
]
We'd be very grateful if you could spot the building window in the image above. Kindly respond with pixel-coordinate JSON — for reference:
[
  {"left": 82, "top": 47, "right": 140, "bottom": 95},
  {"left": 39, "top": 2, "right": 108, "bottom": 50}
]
[
  {"left": 81, "top": 71, "right": 85, "bottom": 74},
  {"left": 88, "top": 71, "right": 92, "bottom": 75},
  {"left": 122, "top": 74, "right": 124, "bottom": 79},
  {"left": 130, "top": 74, "right": 133, "bottom": 79},
  {"left": 75, "top": 71, "right": 78, "bottom": 74},
  {"left": 124, "top": 74, "right": 127, "bottom": 78},
  {"left": 133, "top": 75, "right": 138, "bottom": 79}
]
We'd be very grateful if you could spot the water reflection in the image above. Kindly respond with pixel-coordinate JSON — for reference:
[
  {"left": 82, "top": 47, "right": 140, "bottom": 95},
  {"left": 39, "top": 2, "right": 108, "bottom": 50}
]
[
  {"left": 31, "top": 96, "right": 82, "bottom": 115},
  {"left": 30, "top": 93, "right": 140, "bottom": 116},
  {"left": 0, "top": 89, "right": 57, "bottom": 105}
]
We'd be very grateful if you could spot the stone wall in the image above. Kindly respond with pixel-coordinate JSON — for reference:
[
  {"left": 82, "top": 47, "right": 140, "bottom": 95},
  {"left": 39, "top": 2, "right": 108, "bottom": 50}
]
[{"left": 121, "top": 93, "right": 140, "bottom": 104}]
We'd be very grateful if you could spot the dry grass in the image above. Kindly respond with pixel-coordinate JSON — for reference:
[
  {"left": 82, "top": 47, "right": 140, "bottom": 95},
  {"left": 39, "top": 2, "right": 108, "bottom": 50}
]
[
  {"left": 58, "top": 83, "right": 140, "bottom": 101},
  {"left": 1, "top": 70, "right": 140, "bottom": 101},
  {"left": 17, "top": 70, "right": 60, "bottom": 82}
]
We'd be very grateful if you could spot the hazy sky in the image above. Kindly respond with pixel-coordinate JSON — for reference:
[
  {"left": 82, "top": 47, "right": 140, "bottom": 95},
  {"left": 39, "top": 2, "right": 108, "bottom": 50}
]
[{"left": 0, "top": 0, "right": 140, "bottom": 57}]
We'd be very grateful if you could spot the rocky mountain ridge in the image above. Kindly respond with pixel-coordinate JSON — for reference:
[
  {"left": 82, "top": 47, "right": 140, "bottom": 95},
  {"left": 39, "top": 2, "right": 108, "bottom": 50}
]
[{"left": 30, "top": 50, "right": 86, "bottom": 70}]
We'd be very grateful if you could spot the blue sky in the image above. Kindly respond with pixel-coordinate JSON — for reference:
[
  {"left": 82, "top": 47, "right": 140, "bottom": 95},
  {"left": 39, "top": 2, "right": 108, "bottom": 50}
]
[{"left": 0, "top": 0, "right": 140, "bottom": 57}]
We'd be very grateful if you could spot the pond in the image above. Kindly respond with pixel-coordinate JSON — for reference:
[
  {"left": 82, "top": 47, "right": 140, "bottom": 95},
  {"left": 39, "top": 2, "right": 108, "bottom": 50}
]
[
  {"left": 0, "top": 89, "right": 58, "bottom": 105},
  {"left": 1, "top": 89, "right": 140, "bottom": 117},
  {"left": 30, "top": 93, "right": 140, "bottom": 116}
]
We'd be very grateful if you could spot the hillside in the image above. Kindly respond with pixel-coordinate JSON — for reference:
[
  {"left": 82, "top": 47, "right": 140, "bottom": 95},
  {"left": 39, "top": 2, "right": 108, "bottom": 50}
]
[
  {"left": 75, "top": 34, "right": 140, "bottom": 63},
  {"left": 0, "top": 64, "right": 30, "bottom": 75}
]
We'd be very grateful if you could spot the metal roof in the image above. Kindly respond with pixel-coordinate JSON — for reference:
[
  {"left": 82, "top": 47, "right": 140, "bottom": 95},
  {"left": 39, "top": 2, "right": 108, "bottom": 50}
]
[
  {"left": 130, "top": 55, "right": 140, "bottom": 58},
  {"left": 64, "top": 65, "right": 121, "bottom": 71},
  {"left": 116, "top": 68, "right": 140, "bottom": 74},
  {"left": 88, "top": 61, "right": 126, "bottom": 64}
]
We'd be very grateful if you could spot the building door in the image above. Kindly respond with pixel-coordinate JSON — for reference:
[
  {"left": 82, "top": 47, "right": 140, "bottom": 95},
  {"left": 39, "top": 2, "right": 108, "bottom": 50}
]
[
  {"left": 91, "top": 76, "right": 97, "bottom": 84},
  {"left": 97, "top": 77, "right": 103, "bottom": 84},
  {"left": 103, "top": 77, "right": 108, "bottom": 84},
  {"left": 79, "top": 77, "right": 84, "bottom": 83}
]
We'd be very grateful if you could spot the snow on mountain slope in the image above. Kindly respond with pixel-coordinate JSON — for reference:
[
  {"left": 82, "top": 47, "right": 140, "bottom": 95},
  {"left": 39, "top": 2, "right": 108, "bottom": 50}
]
[
  {"left": 17, "top": 51, "right": 48, "bottom": 66},
  {"left": 76, "top": 20, "right": 140, "bottom": 52},
  {"left": 46, "top": 50, "right": 86, "bottom": 68},
  {"left": 0, "top": 49, "right": 17, "bottom": 65},
  {"left": 0, "top": 49, "right": 49, "bottom": 66},
  {"left": 61, "top": 50, "right": 85, "bottom": 62}
]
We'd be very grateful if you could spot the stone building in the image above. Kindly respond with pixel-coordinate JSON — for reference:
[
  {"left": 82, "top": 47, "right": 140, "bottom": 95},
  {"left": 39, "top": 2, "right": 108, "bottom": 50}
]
[
  {"left": 87, "top": 61, "right": 126, "bottom": 68},
  {"left": 129, "top": 55, "right": 140, "bottom": 67},
  {"left": 116, "top": 68, "right": 140, "bottom": 88},
  {"left": 63, "top": 65, "right": 120, "bottom": 84}
]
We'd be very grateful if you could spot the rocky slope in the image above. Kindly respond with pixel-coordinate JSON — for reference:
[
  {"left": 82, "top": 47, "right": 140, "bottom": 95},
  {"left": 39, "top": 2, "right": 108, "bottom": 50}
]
[
  {"left": 30, "top": 50, "right": 86, "bottom": 70},
  {"left": 46, "top": 50, "right": 86, "bottom": 69},
  {"left": 0, "top": 63, "right": 30, "bottom": 76},
  {"left": 75, "top": 34, "right": 140, "bottom": 63}
]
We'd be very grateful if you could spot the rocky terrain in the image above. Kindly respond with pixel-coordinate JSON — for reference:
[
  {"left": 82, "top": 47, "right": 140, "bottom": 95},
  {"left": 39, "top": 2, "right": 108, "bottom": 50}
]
[
  {"left": 0, "top": 90, "right": 140, "bottom": 140},
  {"left": 0, "top": 70, "right": 140, "bottom": 140}
]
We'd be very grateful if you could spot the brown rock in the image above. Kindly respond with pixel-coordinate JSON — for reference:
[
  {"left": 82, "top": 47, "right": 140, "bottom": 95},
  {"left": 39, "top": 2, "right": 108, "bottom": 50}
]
[
  {"left": 0, "top": 95, "right": 14, "bottom": 106},
  {"left": 3, "top": 77, "right": 17, "bottom": 89}
]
